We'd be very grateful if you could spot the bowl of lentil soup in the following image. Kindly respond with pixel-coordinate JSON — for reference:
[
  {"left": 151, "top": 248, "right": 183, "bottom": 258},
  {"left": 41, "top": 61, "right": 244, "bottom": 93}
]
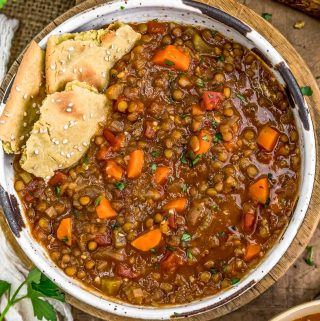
[{"left": 0, "top": 0, "right": 316, "bottom": 319}]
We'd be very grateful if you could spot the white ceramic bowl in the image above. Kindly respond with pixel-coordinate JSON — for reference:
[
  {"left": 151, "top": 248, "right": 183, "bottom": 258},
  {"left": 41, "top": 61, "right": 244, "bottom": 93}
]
[
  {"left": 0, "top": 0, "right": 316, "bottom": 319},
  {"left": 271, "top": 300, "right": 320, "bottom": 321}
]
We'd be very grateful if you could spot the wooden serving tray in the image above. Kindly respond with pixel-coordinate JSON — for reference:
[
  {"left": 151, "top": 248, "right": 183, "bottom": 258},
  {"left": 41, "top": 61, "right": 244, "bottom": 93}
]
[{"left": 1, "top": 0, "right": 319, "bottom": 320}]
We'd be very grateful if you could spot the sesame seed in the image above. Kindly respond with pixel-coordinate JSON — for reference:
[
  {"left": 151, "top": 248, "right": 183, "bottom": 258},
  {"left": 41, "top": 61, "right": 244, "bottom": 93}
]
[
  {"left": 111, "top": 44, "right": 114, "bottom": 49},
  {"left": 101, "top": 72, "right": 106, "bottom": 78},
  {"left": 63, "top": 139, "right": 68, "bottom": 144},
  {"left": 4, "top": 113, "right": 11, "bottom": 117},
  {"left": 60, "top": 60, "right": 66, "bottom": 65},
  {"left": 15, "top": 86, "right": 21, "bottom": 92},
  {"left": 68, "top": 102, "right": 73, "bottom": 107},
  {"left": 78, "top": 147, "right": 83, "bottom": 152},
  {"left": 51, "top": 98, "right": 55, "bottom": 103},
  {"left": 32, "top": 103, "right": 37, "bottom": 108},
  {"left": 10, "top": 134, "right": 15, "bottom": 140},
  {"left": 50, "top": 64, "right": 56, "bottom": 70},
  {"left": 68, "top": 46, "right": 74, "bottom": 52},
  {"left": 36, "top": 110, "right": 40, "bottom": 114},
  {"left": 24, "top": 112, "right": 27, "bottom": 117},
  {"left": 66, "top": 108, "right": 72, "bottom": 112},
  {"left": 63, "top": 124, "right": 68, "bottom": 130},
  {"left": 90, "top": 113, "right": 93, "bottom": 118},
  {"left": 23, "top": 94, "right": 28, "bottom": 99},
  {"left": 66, "top": 153, "right": 71, "bottom": 158},
  {"left": 20, "top": 136, "right": 25, "bottom": 141},
  {"left": 68, "top": 53, "right": 71, "bottom": 60},
  {"left": 45, "top": 176, "right": 50, "bottom": 180},
  {"left": 82, "top": 115, "right": 86, "bottom": 121},
  {"left": 60, "top": 151, "right": 65, "bottom": 156},
  {"left": 73, "top": 68, "right": 77, "bottom": 74},
  {"left": 54, "top": 140, "right": 59, "bottom": 145},
  {"left": 58, "top": 164, "right": 63, "bottom": 168},
  {"left": 74, "top": 121, "right": 78, "bottom": 125},
  {"left": 23, "top": 122, "right": 27, "bottom": 127},
  {"left": 56, "top": 99, "right": 62, "bottom": 103},
  {"left": 70, "top": 152, "right": 74, "bottom": 156},
  {"left": 116, "top": 48, "right": 121, "bottom": 53},
  {"left": 106, "top": 50, "right": 111, "bottom": 55},
  {"left": 89, "top": 43, "right": 94, "bottom": 48},
  {"left": 34, "top": 149, "right": 39, "bottom": 155},
  {"left": 79, "top": 67, "right": 83, "bottom": 73},
  {"left": 33, "top": 130, "right": 39, "bottom": 134},
  {"left": 83, "top": 142, "right": 88, "bottom": 147},
  {"left": 0, "top": 120, "right": 5, "bottom": 124},
  {"left": 61, "top": 68, "right": 66, "bottom": 73}
]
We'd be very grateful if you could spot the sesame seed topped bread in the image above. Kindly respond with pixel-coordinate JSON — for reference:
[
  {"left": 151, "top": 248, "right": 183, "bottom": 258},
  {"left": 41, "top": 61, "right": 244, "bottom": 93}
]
[
  {"left": 0, "top": 41, "right": 45, "bottom": 154},
  {"left": 20, "top": 81, "right": 110, "bottom": 179},
  {"left": 45, "top": 23, "right": 141, "bottom": 94}
]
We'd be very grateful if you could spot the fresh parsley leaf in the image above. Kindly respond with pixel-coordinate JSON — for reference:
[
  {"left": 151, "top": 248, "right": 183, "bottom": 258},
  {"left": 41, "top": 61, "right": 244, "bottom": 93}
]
[
  {"left": 30, "top": 297, "right": 57, "bottom": 321},
  {"left": 305, "top": 245, "right": 315, "bottom": 266},
  {"left": 27, "top": 268, "right": 42, "bottom": 284},
  {"left": 231, "top": 277, "right": 240, "bottom": 285},
  {"left": 0, "top": 0, "right": 9, "bottom": 9},
  {"left": 181, "top": 183, "right": 188, "bottom": 193},
  {"left": 301, "top": 86, "right": 313, "bottom": 96},
  {"left": 151, "top": 163, "right": 157, "bottom": 172},
  {"left": 115, "top": 181, "right": 125, "bottom": 191},
  {"left": 151, "top": 150, "right": 160, "bottom": 157},
  {"left": 214, "top": 132, "right": 223, "bottom": 143},
  {"left": 29, "top": 274, "right": 64, "bottom": 301},
  {"left": 94, "top": 195, "right": 103, "bottom": 207},
  {"left": 262, "top": 13, "right": 272, "bottom": 21},
  {"left": 236, "top": 93, "right": 246, "bottom": 102},
  {"left": 217, "top": 55, "right": 225, "bottom": 62},
  {"left": 55, "top": 186, "right": 61, "bottom": 197},
  {"left": 186, "top": 249, "right": 193, "bottom": 259},
  {"left": 0, "top": 280, "right": 10, "bottom": 296},
  {"left": 196, "top": 78, "right": 205, "bottom": 88},
  {"left": 165, "top": 59, "right": 175, "bottom": 66},
  {"left": 181, "top": 232, "right": 191, "bottom": 242}
]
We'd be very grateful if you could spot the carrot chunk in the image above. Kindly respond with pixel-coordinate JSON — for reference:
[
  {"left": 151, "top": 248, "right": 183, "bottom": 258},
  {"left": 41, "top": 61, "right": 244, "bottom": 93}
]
[
  {"left": 163, "top": 198, "right": 188, "bottom": 213},
  {"left": 191, "top": 104, "right": 205, "bottom": 116},
  {"left": 257, "top": 126, "right": 279, "bottom": 152},
  {"left": 57, "top": 218, "right": 72, "bottom": 246},
  {"left": 248, "top": 177, "right": 269, "bottom": 204},
  {"left": 48, "top": 171, "right": 67, "bottom": 186},
  {"left": 96, "top": 197, "right": 117, "bottom": 219},
  {"left": 202, "top": 91, "right": 223, "bottom": 110},
  {"left": 96, "top": 146, "right": 112, "bottom": 161},
  {"left": 105, "top": 160, "right": 124, "bottom": 180},
  {"left": 103, "top": 129, "right": 125, "bottom": 151},
  {"left": 243, "top": 211, "right": 255, "bottom": 233},
  {"left": 245, "top": 243, "right": 261, "bottom": 261},
  {"left": 131, "top": 229, "right": 162, "bottom": 251},
  {"left": 154, "top": 166, "right": 170, "bottom": 185},
  {"left": 127, "top": 150, "right": 144, "bottom": 178},
  {"left": 147, "top": 21, "right": 167, "bottom": 34},
  {"left": 152, "top": 45, "right": 190, "bottom": 71},
  {"left": 195, "top": 130, "right": 212, "bottom": 156}
]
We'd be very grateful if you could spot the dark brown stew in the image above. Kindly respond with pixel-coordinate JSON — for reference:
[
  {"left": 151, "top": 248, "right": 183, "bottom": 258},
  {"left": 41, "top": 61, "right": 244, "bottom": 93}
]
[
  {"left": 294, "top": 313, "right": 320, "bottom": 321},
  {"left": 14, "top": 21, "right": 300, "bottom": 305}
]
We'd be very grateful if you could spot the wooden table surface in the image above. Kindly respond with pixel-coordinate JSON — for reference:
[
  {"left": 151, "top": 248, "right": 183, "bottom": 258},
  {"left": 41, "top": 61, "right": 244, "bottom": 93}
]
[{"left": 72, "top": 1, "right": 320, "bottom": 320}]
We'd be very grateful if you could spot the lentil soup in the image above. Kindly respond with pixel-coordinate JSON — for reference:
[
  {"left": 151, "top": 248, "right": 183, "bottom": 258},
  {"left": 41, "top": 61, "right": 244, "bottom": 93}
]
[{"left": 14, "top": 21, "right": 300, "bottom": 306}]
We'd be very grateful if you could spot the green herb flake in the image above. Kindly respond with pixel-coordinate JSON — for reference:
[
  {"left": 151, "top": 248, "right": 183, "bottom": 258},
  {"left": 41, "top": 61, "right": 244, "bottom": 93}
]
[
  {"left": 196, "top": 78, "right": 205, "bottom": 88},
  {"left": 202, "top": 135, "right": 209, "bottom": 141},
  {"left": 236, "top": 93, "right": 246, "bottom": 102},
  {"left": 94, "top": 195, "right": 103, "bottom": 207},
  {"left": 181, "top": 152, "right": 188, "bottom": 165},
  {"left": 115, "top": 181, "right": 125, "bottom": 191},
  {"left": 231, "top": 277, "right": 240, "bottom": 285},
  {"left": 211, "top": 204, "right": 218, "bottom": 210},
  {"left": 120, "top": 5, "right": 125, "bottom": 10},
  {"left": 305, "top": 245, "right": 315, "bottom": 266},
  {"left": 186, "top": 249, "right": 193, "bottom": 259},
  {"left": 151, "top": 163, "right": 157, "bottom": 172},
  {"left": 150, "top": 248, "right": 157, "bottom": 253},
  {"left": 111, "top": 222, "right": 120, "bottom": 230},
  {"left": 216, "top": 231, "right": 225, "bottom": 237},
  {"left": 264, "top": 197, "right": 271, "bottom": 208},
  {"left": 214, "top": 132, "right": 223, "bottom": 143},
  {"left": 55, "top": 185, "right": 61, "bottom": 197},
  {"left": 217, "top": 55, "right": 225, "bottom": 62},
  {"left": 166, "top": 245, "right": 176, "bottom": 252},
  {"left": 301, "top": 86, "right": 313, "bottom": 96},
  {"left": 211, "top": 120, "right": 218, "bottom": 129},
  {"left": 191, "top": 155, "right": 202, "bottom": 167},
  {"left": 267, "top": 173, "right": 273, "bottom": 180},
  {"left": 82, "top": 154, "right": 89, "bottom": 170},
  {"left": 151, "top": 150, "right": 160, "bottom": 157},
  {"left": 210, "top": 268, "right": 218, "bottom": 275},
  {"left": 180, "top": 112, "right": 190, "bottom": 119},
  {"left": 182, "top": 183, "right": 188, "bottom": 193},
  {"left": 181, "top": 232, "right": 192, "bottom": 242},
  {"left": 262, "top": 13, "right": 272, "bottom": 21},
  {"left": 165, "top": 59, "right": 175, "bottom": 66}
]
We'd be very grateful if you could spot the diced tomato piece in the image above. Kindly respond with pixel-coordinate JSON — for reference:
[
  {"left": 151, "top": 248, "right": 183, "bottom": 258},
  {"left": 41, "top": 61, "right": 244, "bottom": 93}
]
[
  {"left": 243, "top": 211, "right": 256, "bottom": 234},
  {"left": 167, "top": 210, "right": 177, "bottom": 229},
  {"left": 48, "top": 171, "right": 67, "bottom": 186},
  {"left": 96, "top": 146, "right": 112, "bottom": 161},
  {"left": 202, "top": 91, "right": 223, "bottom": 111},
  {"left": 160, "top": 250, "right": 186, "bottom": 273},
  {"left": 147, "top": 21, "right": 167, "bottom": 34}
]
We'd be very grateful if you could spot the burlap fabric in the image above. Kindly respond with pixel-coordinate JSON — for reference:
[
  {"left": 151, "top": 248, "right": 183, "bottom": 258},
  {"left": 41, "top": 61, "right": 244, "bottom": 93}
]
[{"left": 1, "top": 0, "right": 75, "bottom": 67}]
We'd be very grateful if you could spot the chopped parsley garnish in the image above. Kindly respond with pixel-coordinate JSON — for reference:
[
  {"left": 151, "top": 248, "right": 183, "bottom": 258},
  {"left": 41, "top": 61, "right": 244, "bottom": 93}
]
[
  {"left": 236, "top": 93, "right": 246, "bottom": 102},
  {"left": 262, "top": 13, "right": 272, "bottom": 21},
  {"left": 231, "top": 277, "right": 240, "bottom": 285},
  {"left": 110, "top": 222, "right": 120, "bottom": 230},
  {"left": 264, "top": 197, "right": 271, "bottom": 208},
  {"left": 210, "top": 268, "right": 218, "bottom": 274},
  {"left": 181, "top": 152, "right": 188, "bottom": 164},
  {"left": 191, "top": 154, "right": 202, "bottom": 166},
  {"left": 151, "top": 163, "right": 157, "bottom": 172},
  {"left": 186, "top": 249, "right": 193, "bottom": 259},
  {"left": 82, "top": 154, "right": 89, "bottom": 170},
  {"left": 216, "top": 231, "right": 226, "bottom": 237},
  {"left": 181, "top": 232, "right": 191, "bottom": 242},
  {"left": 165, "top": 59, "right": 175, "bottom": 66},
  {"left": 214, "top": 132, "right": 223, "bottom": 143},
  {"left": 267, "top": 173, "right": 273, "bottom": 180},
  {"left": 182, "top": 183, "right": 188, "bottom": 193},
  {"left": 94, "top": 195, "right": 103, "bottom": 207},
  {"left": 211, "top": 120, "right": 218, "bottom": 129},
  {"left": 305, "top": 245, "right": 315, "bottom": 266},
  {"left": 120, "top": 5, "right": 125, "bottom": 10},
  {"left": 55, "top": 185, "right": 61, "bottom": 197},
  {"left": 180, "top": 112, "right": 190, "bottom": 119},
  {"left": 211, "top": 204, "right": 218, "bottom": 210},
  {"left": 202, "top": 135, "right": 209, "bottom": 141},
  {"left": 150, "top": 248, "right": 157, "bottom": 253},
  {"left": 151, "top": 150, "right": 161, "bottom": 157},
  {"left": 196, "top": 78, "right": 205, "bottom": 88},
  {"left": 301, "top": 86, "right": 313, "bottom": 96},
  {"left": 217, "top": 55, "right": 225, "bottom": 62},
  {"left": 115, "top": 181, "right": 125, "bottom": 191},
  {"left": 166, "top": 245, "right": 176, "bottom": 252}
]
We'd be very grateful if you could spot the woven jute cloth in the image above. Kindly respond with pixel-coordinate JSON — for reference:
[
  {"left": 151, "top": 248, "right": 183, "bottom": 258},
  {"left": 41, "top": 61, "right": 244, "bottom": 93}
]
[{"left": 2, "top": 0, "right": 75, "bottom": 67}]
